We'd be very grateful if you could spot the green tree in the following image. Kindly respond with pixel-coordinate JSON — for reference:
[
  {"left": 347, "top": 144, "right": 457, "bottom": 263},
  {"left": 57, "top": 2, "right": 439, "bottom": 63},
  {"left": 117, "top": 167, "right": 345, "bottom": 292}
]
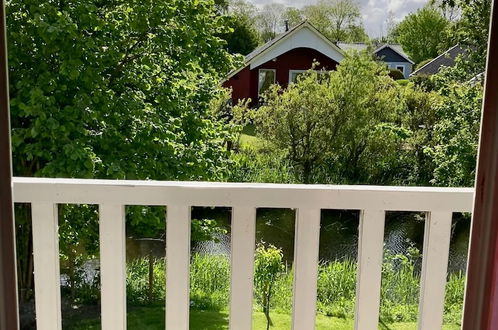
[
  {"left": 254, "top": 244, "right": 285, "bottom": 330},
  {"left": 8, "top": 0, "right": 239, "bottom": 299},
  {"left": 222, "top": 14, "right": 260, "bottom": 55},
  {"left": 441, "top": 0, "right": 491, "bottom": 77},
  {"left": 283, "top": 7, "right": 304, "bottom": 29},
  {"left": 256, "top": 3, "right": 286, "bottom": 42},
  {"left": 399, "top": 86, "right": 442, "bottom": 185},
  {"left": 303, "top": 0, "right": 368, "bottom": 42},
  {"left": 252, "top": 54, "right": 404, "bottom": 184},
  {"left": 392, "top": 7, "right": 450, "bottom": 63},
  {"left": 427, "top": 83, "right": 483, "bottom": 187}
]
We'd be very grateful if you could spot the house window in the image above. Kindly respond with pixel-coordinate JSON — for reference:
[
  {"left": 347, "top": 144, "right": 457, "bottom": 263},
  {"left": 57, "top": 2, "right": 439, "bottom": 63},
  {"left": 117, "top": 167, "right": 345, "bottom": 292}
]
[
  {"left": 289, "top": 70, "right": 307, "bottom": 83},
  {"left": 258, "top": 69, "right": 276, "bottom": 96},
  {"left": 289, "top": 69, "right": 328, "bottom": 84},
  {"left": 396, "top": 65, "right": 405, "bottom": 74}
]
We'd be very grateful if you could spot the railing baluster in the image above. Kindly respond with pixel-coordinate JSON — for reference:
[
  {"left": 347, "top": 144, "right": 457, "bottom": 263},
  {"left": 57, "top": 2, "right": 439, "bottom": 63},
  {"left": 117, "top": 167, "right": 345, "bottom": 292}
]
[
  {"left": 418, "top": 211, "right": 452, "bottom": 329},
  {"left": 166, "top": 205, "right": 191, "bottom": 330},
  {"left": 292, "top": 208, "right": 321, "bottom": 330},
  {"left": 99, "top": 204, "right": 126, "bottom": 330},
  {"left": 355, "top": 209, "right": 385, "bottom": 330},
  {"left": 229, "top": 206, "right": 256, "bottom": 330},
  {"left": 31, "top": 202, "right": 62, "bottom": 330}
]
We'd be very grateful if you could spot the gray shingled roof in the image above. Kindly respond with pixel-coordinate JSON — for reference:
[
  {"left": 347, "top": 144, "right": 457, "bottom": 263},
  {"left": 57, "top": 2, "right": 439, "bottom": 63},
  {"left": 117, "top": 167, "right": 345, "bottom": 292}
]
[{"left": 411, "top": 45, "right": 466, "bottom": 76}]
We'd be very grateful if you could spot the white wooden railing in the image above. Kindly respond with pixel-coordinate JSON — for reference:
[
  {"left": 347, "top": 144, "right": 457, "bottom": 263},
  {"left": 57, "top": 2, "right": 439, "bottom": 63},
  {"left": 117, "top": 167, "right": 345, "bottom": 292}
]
[{"left": 12, "top": 177, "right": 474, "bottom": 330}]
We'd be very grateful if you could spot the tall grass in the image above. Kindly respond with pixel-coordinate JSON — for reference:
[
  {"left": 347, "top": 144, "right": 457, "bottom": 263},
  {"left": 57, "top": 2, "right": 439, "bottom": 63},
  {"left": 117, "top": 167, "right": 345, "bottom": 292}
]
[
  {"left": 123, "top": 250, "right": 465, "bottom": 324},
  {"left": 189, "top": 254, "right": 230, "bottom": 311}
]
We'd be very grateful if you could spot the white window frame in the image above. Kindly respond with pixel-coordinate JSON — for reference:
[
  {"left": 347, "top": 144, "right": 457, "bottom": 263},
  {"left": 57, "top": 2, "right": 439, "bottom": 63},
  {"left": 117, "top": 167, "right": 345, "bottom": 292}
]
[
  {"left": 289, "top": 69, "right": 330, "bottom": 84},
  {"left": 396, "top": 65, "right": 405, "bottom": 74},
  {"left": 289, "top": 70, "right": 307, "bottom": 84},
  {"left": 258, "top": 69, "right": 276, "bottom": 96}
]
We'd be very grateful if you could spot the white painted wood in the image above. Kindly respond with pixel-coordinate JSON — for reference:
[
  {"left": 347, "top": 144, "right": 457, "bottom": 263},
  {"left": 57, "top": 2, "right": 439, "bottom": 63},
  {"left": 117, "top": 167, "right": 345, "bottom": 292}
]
[
  {"left": 12, "top": 177, "right": 474, "bottom": 213},
  {"left": 292, "top": 208, "right": 321, "bottom": 330},
  {"left": 418, "top": 212, "right": 453, "bottom": 330},
  {"left": 354, "top": 210, "right": 386, "bottom": 330},
  {"left": 249, "top": 23, "right": 345, "bottom": 69},
  {"left": 31, "top": 202, "right": 62, "bottom": 330},
  {"left": 99, "top": 204, "right": 126, "bottom": 330},
  {"left": 165, "top": 205, "right": 191, "bottom": 330},
  {"left": 17, "top": 178, "right": 470, "bottom": 330},
  {"left": 229, "top": 206, "right": 256, "bottom": 330}
]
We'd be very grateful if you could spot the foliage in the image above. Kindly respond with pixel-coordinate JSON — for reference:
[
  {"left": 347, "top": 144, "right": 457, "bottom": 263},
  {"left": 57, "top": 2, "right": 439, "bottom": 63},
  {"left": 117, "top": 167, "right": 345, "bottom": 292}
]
[
  {"left": 392, "top": 7, "right": 450, "bottom": 63},
  {"left": 440, "top": 0, "right": 491, "bottom": 75},
  {"left": 317, "top": 259, "right": 357, "bottom": 319},
  {"left": 389, "top": 69, "right": 405, "bottom": 80},
  {"left": 283, "top": 7, "right": 304, "bottom": 28},
  {"left": 8, "top": 0, "right": 238, "bottom": 181},
  {"left": 7, "top": 0, "right": 239, "bottom": 296},
  {"left": 251, "top": 54, "right": 405, "bottom": 184},
  {"left": 222, "top": 14, "right": 260, "bottom": 55},
  {"left": 302, "top": 0, "right": 369, "bottom": 42},
  {"left": 255, "top": 3, "right": 286, "bottom": 42},
  {"left": 380, "top": 247, "right": 421, "bottom": 322},
  {"left": 63, "top": 248, "right": 465, "bottom": 327},
  {"left": 229, "top": 147, "right": 296, "bottom": 184},
  {"left": 427, "top": 83, "right": 483, "bottom": 186},
  {"left": 127, "top": 258, "right": 165, "bottom": 305},
  {"left": 190, "top": 254, "right": 231, "bottom": 311},
  {"left": 399, "top": 86, "right": 442, "bottom": 185},
  {"left": 254, "top": 244, "right": 285, "bottom": 330}
]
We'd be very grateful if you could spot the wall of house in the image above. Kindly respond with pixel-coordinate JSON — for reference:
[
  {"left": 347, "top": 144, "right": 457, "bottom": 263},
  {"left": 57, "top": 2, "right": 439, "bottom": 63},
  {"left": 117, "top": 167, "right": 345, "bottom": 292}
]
[
  {"left": 224, "top": 47, "right": 339, "bottom": 106},
  {"left": 223, "top": 67, "right": 251, "bottom": 103}
]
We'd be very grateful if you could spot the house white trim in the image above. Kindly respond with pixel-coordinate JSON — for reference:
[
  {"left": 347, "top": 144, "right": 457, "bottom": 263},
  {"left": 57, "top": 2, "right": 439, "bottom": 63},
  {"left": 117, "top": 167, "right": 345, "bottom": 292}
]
[
  {"left": 395, "top": 65, "right": 405, "bottom": 74},
  {"left": 288, "top": 70, "right": 307, "bottom": 83},
  {"left": 258, "top": 69, "right": 276, "bottom": 96}
]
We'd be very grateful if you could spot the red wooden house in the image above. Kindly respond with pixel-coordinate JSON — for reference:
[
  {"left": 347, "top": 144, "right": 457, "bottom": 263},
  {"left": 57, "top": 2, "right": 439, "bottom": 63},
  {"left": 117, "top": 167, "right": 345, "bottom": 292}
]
[{"left": 223, "top": 21, "right": 345, "bottom": 106}]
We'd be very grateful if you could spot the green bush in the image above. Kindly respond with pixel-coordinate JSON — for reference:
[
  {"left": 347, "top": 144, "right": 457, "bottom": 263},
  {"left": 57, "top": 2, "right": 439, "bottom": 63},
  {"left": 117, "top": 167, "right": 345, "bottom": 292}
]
[{"left": 389, "top": 69, "right": 405, "bottom": 80}]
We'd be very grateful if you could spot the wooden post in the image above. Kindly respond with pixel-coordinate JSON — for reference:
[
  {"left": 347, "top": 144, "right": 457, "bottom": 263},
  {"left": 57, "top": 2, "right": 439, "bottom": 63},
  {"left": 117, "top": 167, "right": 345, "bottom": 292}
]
[
  {"left": 0, "top": 0, "right": 20, "bottom": 328},
  {"left": 462, "top": 0, "right": 498, "bottom": 328}
]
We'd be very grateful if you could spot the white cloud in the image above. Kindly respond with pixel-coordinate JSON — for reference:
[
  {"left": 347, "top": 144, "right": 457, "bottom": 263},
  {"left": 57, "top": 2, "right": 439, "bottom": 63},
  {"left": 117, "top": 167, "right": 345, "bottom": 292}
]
[{"left": 246, "top": 0, "right": 428, "bottom": 37}]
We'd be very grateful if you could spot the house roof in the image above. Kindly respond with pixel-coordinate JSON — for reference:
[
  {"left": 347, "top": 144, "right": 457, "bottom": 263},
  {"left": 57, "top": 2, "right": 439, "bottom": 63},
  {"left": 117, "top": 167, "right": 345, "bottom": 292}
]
[
  {"left": 337, "top": 43, "right": 414, "bottom": 64},
  {"left": 411, "top": 45, "right": 466, "bottom": 76},
  {"left": 226, "top": 21, "right": 345, "bottom": 80}
]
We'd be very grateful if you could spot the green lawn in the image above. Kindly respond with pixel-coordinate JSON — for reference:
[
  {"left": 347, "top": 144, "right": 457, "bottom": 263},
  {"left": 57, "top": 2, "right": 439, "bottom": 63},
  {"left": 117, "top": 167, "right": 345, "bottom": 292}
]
[
  {"left": 239, "top": 124, "right": 263, "bottom": 149},
  {"left": 64, "top": 306, "right": 461, "bottom": 329}
]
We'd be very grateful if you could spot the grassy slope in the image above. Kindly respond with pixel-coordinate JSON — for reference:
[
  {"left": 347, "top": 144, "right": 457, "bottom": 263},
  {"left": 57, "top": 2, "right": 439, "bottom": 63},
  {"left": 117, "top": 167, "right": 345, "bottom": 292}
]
[{"left": 64, "top": 306, "right": 460, "bottom": 330}]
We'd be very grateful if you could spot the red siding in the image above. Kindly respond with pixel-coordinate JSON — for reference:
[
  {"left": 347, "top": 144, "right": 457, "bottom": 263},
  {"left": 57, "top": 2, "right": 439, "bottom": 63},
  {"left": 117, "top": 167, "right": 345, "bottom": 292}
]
[{"left": 224, "top": 47, "right": 339, "bottom": 106}]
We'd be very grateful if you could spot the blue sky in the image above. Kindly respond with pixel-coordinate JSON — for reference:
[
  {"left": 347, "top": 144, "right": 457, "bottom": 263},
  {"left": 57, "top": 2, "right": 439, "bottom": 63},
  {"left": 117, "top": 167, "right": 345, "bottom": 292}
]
[{"left": 247, "top": 0, "right": 428, "bottom": 38}]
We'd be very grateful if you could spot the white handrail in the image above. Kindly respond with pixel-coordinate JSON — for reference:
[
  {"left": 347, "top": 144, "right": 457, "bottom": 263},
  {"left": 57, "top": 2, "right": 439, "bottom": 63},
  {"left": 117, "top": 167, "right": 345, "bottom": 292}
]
[{"left": 12, "top": 177, "right": 475, "bottom": 330}]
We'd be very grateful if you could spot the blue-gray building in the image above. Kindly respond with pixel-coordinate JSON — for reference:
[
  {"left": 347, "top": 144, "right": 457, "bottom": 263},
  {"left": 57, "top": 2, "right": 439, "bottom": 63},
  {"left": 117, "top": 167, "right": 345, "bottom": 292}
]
[{"left": 338, "top": 43, "right": 414, "bottom": 79}]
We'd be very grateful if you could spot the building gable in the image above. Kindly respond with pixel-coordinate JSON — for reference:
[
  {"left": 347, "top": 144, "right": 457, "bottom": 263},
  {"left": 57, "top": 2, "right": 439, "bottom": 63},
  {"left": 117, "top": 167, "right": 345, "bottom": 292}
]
[
  {"left": 226, "top": 22, "right": 345, "bottom": 80},
  {"left": 375, "top": 47, "right": 410, "bottom": 63},
  {"left": 249, "top": 24, "right": 345, "bottom": 69}
]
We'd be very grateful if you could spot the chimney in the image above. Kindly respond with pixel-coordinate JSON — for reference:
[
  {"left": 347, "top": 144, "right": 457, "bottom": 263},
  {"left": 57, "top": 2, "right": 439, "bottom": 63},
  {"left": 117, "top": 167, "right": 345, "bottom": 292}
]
[{"left": 285, "top": 20, "right": 289, "bottom": 32}]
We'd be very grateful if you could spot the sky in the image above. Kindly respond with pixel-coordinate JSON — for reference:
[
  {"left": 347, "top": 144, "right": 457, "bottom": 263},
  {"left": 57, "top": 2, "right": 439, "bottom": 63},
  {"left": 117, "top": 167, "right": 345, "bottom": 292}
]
[{"left": 246, "top": 0, "right": 428, "bottom": 38}]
